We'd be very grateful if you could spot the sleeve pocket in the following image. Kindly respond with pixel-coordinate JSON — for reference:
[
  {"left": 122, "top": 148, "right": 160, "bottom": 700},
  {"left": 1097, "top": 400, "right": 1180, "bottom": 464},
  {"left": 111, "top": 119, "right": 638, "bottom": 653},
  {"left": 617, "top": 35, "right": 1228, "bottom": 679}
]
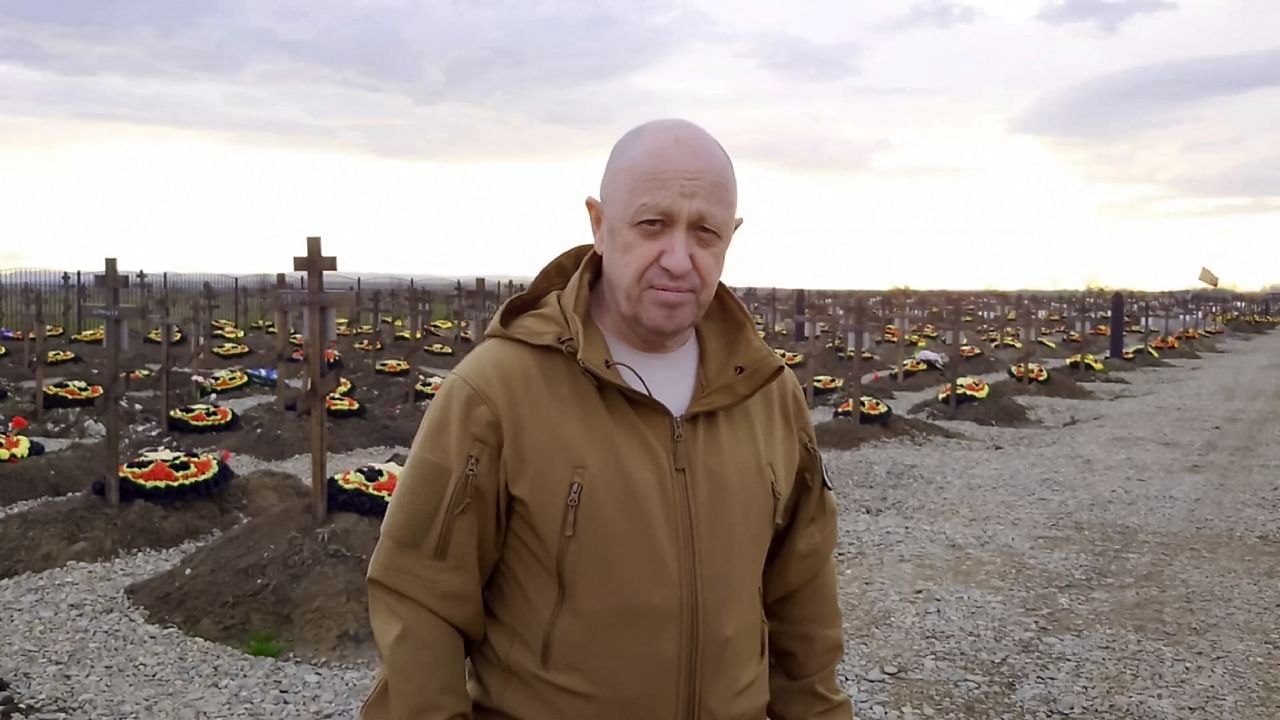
[{"left": 381, "top": 453, "right": 456, "bottom": 550}]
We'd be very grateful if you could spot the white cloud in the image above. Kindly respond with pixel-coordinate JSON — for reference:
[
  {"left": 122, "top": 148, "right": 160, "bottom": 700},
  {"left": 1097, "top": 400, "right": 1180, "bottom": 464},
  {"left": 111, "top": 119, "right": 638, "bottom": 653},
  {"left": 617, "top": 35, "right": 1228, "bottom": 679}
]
[
  {"left": 1, "top": 0, "right": 1278, "bottom": 290},
  {"left": 1036, "top": 0, "right": 1178, "bottom": 34}
]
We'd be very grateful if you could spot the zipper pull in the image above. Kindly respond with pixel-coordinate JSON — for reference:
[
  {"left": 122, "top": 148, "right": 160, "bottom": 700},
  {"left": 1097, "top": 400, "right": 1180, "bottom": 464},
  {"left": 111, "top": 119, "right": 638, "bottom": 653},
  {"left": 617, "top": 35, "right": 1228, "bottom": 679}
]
[
  {"left": 672, "top": 416, "right": 688, "bottom": 470},
  {"left": 563, "top": 481, "right": 582, "bottom": 537},
  {"left": 454, "top": 454, "right": 479, "bottom": 515}
]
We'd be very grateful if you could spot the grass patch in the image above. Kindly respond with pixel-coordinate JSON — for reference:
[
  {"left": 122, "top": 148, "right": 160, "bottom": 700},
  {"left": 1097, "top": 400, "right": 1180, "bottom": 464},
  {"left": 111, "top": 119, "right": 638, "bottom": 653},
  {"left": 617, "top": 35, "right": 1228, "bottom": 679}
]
[{"left": 244, "top": 629, "right": 284, "bottom": 658}]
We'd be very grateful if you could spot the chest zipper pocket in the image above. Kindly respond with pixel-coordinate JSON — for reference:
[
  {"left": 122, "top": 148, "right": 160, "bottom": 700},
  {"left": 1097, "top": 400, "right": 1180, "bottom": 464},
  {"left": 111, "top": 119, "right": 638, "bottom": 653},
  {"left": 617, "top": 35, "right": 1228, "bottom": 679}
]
[
  {"left": 541, "top": 469, "right": 585, "bottom": 667},
  {"left": 432, "top": 453, "right": 479, "bottom": 561}
]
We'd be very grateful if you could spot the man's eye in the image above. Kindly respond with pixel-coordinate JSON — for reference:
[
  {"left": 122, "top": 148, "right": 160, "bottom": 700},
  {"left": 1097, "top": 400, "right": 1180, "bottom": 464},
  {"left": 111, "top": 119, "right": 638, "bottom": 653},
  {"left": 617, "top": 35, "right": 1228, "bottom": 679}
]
[{"left": 638, "top": 219, "right": 662, "bottom": 228}]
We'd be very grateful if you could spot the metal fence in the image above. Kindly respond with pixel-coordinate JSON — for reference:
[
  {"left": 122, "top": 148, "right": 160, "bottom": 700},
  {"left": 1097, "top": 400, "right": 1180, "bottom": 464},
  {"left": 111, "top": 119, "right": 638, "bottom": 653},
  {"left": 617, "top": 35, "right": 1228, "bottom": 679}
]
[{"left": 0, "top": 268, "right": 483, "bottom": 336}]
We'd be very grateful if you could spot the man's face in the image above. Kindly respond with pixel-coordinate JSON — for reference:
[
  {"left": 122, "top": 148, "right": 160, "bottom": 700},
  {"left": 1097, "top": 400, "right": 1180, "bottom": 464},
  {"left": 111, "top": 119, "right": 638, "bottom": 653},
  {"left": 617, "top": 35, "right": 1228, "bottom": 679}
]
[{"left": 587, "top": 150, "right": 742, "bottom": 351}]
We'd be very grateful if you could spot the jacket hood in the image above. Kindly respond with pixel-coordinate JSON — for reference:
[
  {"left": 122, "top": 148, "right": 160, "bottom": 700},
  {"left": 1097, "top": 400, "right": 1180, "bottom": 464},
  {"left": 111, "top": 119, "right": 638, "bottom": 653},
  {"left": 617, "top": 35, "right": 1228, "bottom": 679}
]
[{"left": 485, "top": 244, "right": 786, "bottom": 415}]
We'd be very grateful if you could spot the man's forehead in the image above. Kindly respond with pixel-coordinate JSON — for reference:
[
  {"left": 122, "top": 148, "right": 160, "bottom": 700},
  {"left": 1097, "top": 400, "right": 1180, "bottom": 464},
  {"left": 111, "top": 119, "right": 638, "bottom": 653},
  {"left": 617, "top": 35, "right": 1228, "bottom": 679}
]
[
  {"left": 599, "top": 121, "right": 736, "bottom": 203},
  {"left": 604, "top": 156, "right": 737, "bottom": 214}
]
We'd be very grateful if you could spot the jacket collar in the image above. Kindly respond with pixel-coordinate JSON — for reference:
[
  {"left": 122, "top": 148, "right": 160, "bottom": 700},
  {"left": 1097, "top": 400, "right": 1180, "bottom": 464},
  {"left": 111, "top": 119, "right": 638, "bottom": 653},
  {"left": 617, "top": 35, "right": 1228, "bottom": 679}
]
[{"left": 486, "top": 244, "right": 785, "bottom": 416}]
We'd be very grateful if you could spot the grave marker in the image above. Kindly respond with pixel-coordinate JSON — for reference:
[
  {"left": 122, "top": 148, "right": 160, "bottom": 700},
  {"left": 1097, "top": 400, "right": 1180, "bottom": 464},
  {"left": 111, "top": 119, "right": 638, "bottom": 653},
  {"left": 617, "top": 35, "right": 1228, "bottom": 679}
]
[
  {"left": 84, "top": 258, "right": 147, "bottom": 508},
  {"left": 290, "top": 237, "right": 357, "bottom": 521}
]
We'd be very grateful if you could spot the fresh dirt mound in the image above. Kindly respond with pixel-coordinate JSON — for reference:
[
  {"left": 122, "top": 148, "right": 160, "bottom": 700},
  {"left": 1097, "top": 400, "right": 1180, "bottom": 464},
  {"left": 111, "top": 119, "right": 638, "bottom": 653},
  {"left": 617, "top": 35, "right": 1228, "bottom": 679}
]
[
  {"left": 1227, "top": 319, "right": 1268, "bottom": 334},
  {"left": 992, "top": 372, "right": 1096, "bottom": 400},
  {"left": 127, "top": 500, "right": 381, "bottom": 665},
  {"left": 1104, "top": 352, "right": 1172, "bottom": 372},
  {"left": 1184, "top": 338, "right": 1224, "bottom": 353},
  {"left": 1065, "top": 368, "right": 1130, "bottom": 384},
  {"left": 815, "top": 415, "right": 963, "bottom": 450},
  {"left": 957, "top": 354, "right": 998, "bottom": 375},
  {"left": 0, "top": 470, "right": 306, "bottom": 579},
  {"left": 909, "top": 395, "right": 1037, "bottom": 427},
  {"left": 863, "top": 367, "right": 950, "bottom": 395},
  {"left": 0, "top": 440, "right": 99, "bottom": 506},
  {"left": 214, "top": 399, "right": 422, "bottom": 462}
]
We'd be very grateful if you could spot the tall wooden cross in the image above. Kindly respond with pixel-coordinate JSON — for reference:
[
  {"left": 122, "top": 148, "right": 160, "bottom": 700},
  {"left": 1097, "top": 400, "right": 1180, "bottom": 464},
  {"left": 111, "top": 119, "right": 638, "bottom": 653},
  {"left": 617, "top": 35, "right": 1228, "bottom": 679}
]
[
  {"left": 290, "top": 237, "right": 356, "bottom": 521},
  {"left": 269, "top": 273, "right": 292, "bottom": 411},
  {"left": 84, "top": 258, "right": 148, "bottom": 508},
  {"left": 143, "top": 279, "right": 183, "bottom": 432},
  {"left": 362, "top": 289, "right": 386, "bottom": 366},
  {"left": 23, "top": 288, "right": 48, "bottom": 423}
]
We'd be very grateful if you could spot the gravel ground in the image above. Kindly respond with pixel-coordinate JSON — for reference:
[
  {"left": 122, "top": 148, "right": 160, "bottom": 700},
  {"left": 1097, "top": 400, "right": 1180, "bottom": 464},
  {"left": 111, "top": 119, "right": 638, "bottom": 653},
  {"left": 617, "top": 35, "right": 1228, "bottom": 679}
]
[
  {"left": 1, "top": 332, "right": 1275, "bottom": 719},
  {"left": 827, "top": 331, "right": 1280, "bottom": 719}
]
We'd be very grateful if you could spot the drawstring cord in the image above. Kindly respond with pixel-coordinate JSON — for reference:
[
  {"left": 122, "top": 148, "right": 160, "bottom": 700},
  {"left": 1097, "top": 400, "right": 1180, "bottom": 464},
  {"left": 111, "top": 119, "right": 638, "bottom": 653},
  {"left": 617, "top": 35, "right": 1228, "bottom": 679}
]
[{"left": 604, "top": 359, "right": 655, "bottom": 400}]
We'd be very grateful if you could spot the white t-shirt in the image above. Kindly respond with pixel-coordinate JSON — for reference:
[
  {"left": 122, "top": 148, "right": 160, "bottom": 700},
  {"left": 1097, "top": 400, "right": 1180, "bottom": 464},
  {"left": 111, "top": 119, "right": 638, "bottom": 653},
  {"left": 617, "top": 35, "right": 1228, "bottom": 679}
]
[{"left": 600, "top": 327, "right": 700, "bottom": 416}]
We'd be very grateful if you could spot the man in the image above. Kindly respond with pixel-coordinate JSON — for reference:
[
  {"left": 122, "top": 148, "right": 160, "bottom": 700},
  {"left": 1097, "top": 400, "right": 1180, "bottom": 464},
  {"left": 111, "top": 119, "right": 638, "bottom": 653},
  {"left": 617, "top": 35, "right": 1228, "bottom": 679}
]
[{"left": 362, "top": 118, "right": 853, "bottom": 719}]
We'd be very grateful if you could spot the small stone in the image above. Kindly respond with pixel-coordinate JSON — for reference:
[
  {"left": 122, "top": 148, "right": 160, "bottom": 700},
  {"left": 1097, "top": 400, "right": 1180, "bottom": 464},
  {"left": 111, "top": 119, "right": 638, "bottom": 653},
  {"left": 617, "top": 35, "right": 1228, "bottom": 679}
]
[
  {"left": 883, "top": 665, "right": 900, "bottom": 676},
  {"left": 864, "top": 670, "right": 887, "bottom": 683}
]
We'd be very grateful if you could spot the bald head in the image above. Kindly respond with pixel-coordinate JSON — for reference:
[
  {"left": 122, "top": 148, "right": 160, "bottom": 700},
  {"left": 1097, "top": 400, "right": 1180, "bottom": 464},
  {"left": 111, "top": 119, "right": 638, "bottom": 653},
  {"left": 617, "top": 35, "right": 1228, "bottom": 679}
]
[
  {"left": 584, "top": 118, "right": 743, "bottom": 353},
  {"left": 598, "top": 118, "right": 737, "bottom": 209}
]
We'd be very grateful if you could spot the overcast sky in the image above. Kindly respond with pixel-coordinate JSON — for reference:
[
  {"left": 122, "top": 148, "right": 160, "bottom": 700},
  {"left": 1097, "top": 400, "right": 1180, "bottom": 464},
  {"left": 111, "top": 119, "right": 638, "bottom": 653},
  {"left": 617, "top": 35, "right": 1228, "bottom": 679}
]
[{"left": 1, "top": 0, "right": 1277, "bottom": 291}]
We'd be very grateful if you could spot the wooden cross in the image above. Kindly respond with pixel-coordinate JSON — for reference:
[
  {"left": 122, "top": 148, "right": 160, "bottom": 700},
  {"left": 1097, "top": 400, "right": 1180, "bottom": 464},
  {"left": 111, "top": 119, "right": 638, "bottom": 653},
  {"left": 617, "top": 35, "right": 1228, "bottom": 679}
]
[
  {"left": 847, "top": 296, "right": 866, "bottom": 408},
  {"left": 290, "top": 236, "right": 357, "bottom": 521},
  {"left": 269, "top": 273, "right": 292, "bottom": 411},
  {"left": 947, "top": 295, "right": 963, "bottom": 417},
  {"left": 451, "top": 280, "right": 465, "bottom": 348},
  {"left": 355, "top": 288, "right": 387, "bottom": 372},
  {"left": 19, "top": 284, "right": 34, "bottom": 370},
  {"left": 23, "top": 288, "right": 48, "bottom": 423},
  {"left": 1108, "top": 292, "right": 1126, "bottom": 359},
  {"left": 187, "top": 295, "right": 207, "bottom": 371},
  {"left": 895, "top": 290, "right": 910, "bottom": 385},
  {"left": 84, "top": 258, "right": 148, "bottom": 508},
  {"left": 60, "top": 272, "right": 73, "bottom": 335},
  {"left": 140, "top": 285, "right": 178, "bottom": 431}
]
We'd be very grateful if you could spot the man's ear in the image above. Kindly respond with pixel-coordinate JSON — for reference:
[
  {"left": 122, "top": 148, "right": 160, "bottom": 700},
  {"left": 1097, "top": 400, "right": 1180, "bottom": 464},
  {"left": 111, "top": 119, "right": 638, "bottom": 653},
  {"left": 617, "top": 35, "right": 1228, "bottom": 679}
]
[
  {"left": 734, "top": 216, "right": 744, "bottom": 233},
  {"left": 586, "top": 197, "right": 605, "bottom": 254}
]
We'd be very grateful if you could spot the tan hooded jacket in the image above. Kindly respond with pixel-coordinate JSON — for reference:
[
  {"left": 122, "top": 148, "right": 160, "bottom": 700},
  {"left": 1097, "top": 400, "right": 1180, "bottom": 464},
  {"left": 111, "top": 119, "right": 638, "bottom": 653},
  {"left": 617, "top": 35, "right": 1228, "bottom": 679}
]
[{"left": 362, "top": 245, "right": 852, "bottom": 719}]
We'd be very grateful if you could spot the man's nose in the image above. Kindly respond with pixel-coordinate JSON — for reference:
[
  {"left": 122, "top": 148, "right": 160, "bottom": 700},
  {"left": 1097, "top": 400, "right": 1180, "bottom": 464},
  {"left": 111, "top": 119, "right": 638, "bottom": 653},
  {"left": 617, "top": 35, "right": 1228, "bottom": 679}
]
[{"left": 657, "top": 231, "right": 694, "bottom": 276}]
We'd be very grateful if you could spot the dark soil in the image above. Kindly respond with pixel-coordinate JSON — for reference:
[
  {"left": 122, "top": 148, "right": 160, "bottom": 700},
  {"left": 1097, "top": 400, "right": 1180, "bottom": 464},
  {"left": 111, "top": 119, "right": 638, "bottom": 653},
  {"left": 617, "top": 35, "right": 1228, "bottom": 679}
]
[
  {"left": 957, "top": 354, "right": 999, "bottom": 375},
  {"left": 1184, "top": 337, "right": 1224, "bottom": 353},
  {"left": 1152, "top": 343, "right": 1202, "bottom": 360},
  {"left": 863, "top": 366, "right": 950, "bottom": 395},
  {"left": 992, "top": 371, "right": 1097, "bottom": 400},
  {"left": 909, "top": 394, "right": 1037, "bottom": 427},
  {"left": 1104, "top": 352, "right": 1172, "bottom": 372},
  {"left": 217, "top": 398, "right": 423, "bottom": 461},
  {"left": 815, "top": 414, "right": 964, "bottom": 450},
  {"left": 0, "top": 440, "right": 101, "bottom": 506},
  {"left": 126, "top": 499, "right": 381, "bottom": 665},
  {"left": 1227, "top": 319, "right": 1268, "bottom": 334},
  {"left": 1065, "top": 367, "right": 1130, "bottom": 384},
  {"left": 0, "top": 470, "right": 306, "bottom": 579}
]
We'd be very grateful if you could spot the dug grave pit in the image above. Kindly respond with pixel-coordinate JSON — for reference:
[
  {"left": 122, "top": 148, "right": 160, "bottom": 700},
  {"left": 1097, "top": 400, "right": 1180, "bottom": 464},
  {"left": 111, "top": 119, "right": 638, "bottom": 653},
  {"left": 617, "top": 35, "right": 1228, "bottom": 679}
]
[
  {"left": 0, "top": 469, "right": 306, "bottom": 580},
  {"left": 126, "top": 498, "right": 382, "bottom": 666}
]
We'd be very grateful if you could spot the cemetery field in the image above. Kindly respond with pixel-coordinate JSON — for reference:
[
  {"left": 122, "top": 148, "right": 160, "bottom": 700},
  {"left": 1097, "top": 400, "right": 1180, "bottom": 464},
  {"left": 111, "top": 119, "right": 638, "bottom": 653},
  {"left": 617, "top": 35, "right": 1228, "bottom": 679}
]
[{"left": 0, "top": 258, "right": 1276, "bottom": 719}]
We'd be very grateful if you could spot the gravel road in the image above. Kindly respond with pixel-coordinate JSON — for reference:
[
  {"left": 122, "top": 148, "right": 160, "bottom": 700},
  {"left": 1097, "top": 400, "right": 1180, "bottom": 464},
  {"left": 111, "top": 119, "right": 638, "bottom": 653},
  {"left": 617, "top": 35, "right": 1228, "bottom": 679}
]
[{"left": 1, "top": 332, "right": 1276, "bottom": 718}]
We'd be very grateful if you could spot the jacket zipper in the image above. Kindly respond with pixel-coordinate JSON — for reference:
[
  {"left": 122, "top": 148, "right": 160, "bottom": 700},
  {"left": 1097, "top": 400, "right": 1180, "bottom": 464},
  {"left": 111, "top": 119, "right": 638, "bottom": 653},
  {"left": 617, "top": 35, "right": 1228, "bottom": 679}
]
[
  {"left": 541, "top": 476, "right": 583, "bottom": 667},
  {"left": 432, "top": 454, "right": 478, "bottom": 560},
  {"left": 671, "top": 415, "right": 700, "bottom": 720}
]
